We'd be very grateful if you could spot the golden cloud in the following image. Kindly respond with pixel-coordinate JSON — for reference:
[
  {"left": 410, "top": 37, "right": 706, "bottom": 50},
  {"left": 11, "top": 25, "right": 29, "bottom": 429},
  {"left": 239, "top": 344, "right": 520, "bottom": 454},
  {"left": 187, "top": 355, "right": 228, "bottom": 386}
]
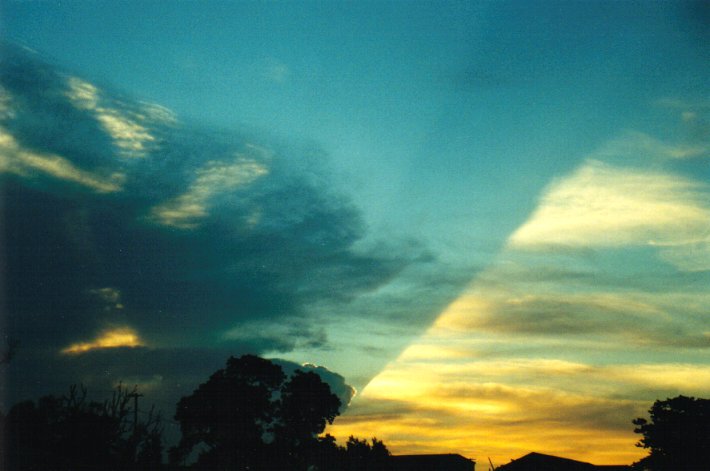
[
  {"left": 333, "top": 129, "right": 710, "bottom": 466},
  {"left": 329, "top": 374, "right": 647, "bottom": 465},
  {"left": 509, "top": 160, "right": 710, "bottom": 249},
  {"left": 336, "top": 351, "right": 705, "bottom": 463},
  {"left": 61, "top": 327, "right": 144, "bottom": 355},
  {"left": 508, "top": 159, "right": 710, "bottom": 271}
]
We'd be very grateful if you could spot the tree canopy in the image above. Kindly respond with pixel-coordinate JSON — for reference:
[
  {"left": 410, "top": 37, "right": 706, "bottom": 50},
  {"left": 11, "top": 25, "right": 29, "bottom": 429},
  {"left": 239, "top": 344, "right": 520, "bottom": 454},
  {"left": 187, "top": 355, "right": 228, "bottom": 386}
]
[
  {"left": 170, "top": 354, "right": 344, "bottom": 470},
  {"left": 633, "top": 395, "right": 710, "bottom": 470}
]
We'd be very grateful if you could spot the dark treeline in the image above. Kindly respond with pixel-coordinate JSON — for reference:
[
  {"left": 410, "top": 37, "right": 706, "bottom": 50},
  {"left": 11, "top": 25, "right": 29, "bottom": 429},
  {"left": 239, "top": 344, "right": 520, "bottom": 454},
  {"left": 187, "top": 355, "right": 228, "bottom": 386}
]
[
  {"left": 2, "top": 383, "right": 163, "bottom": 471},
  {"left": 2, "top": 354, "right": 708, "bottom": 470},
  {"left": 1, "top": 354, "right": 391, "bottom": 471}
]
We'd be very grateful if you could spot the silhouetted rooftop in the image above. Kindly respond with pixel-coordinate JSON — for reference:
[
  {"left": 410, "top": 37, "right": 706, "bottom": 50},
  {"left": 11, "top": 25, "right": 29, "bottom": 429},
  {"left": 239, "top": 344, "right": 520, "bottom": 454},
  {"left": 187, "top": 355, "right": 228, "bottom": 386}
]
[
  {"left": 391, "top": 453, "right": 476, "bottom": 471},
  {"left": 496, "top": 452, "right": 630, "bottom": 471}
]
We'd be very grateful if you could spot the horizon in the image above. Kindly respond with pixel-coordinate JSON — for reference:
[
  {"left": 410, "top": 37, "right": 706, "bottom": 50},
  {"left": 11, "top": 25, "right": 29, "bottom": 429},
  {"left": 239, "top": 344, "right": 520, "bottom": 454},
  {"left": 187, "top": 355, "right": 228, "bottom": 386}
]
[{"left": 1, "top": 1, "right": 709, "bottom": 466}]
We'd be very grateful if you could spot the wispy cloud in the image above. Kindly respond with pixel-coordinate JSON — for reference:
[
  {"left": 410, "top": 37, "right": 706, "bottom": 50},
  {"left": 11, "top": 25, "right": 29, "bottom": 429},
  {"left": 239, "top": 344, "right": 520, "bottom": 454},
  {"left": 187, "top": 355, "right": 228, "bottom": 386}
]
[{"left": 607, "top": 131, "right": 708, "bottom": 160}]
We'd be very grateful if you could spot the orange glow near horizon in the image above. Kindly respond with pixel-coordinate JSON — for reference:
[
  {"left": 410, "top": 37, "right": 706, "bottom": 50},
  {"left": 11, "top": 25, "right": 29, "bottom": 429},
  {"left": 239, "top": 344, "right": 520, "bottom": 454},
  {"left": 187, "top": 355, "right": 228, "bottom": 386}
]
[
  {"left": 326, "top": 353, "right": 649, "bottom": 466},
  {"left": 323, "top": 152, "right": 710, "bottom": 466},
  {"left": 61, "top": 327, "right": 144, "bottom": 354},
  {"left": 327, "top": 412, "right": 645, "bottom": 466}
]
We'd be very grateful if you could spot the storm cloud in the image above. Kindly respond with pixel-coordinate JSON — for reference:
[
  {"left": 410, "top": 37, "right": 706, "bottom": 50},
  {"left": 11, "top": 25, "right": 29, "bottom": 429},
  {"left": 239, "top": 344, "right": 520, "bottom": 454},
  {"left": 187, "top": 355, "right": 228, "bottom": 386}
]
[{"left": 0, "top": 42, "right": 441, "bottom": 405}]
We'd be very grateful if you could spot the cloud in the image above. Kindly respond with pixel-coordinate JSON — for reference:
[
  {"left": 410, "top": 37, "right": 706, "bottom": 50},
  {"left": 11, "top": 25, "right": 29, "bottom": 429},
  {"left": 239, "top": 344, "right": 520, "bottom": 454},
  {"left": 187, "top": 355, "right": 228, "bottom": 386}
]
[
  {"left": 329, "top": 368, "right": 648, "bottom": 465},
  {"left": 1, "top": 41, "right": 452, "bottom": 417},
  {"left": 273, "top": 359, "right": 357, "bottom": 411},
  {"left": 432, "top": 290, "right": 710, "bottom": 349},
  {"left": 655, "top": 97, "right": 710, "bottom": 112},
  {"left": 1, "top": 41, "right": 414, "bottom": 352},
  {"left": 87, "top": 287, "right": 124, "bottom": 310},
  {"left": 2, "top": 343, "right": 357, "bottom": 443},
  {"left": 332, "top": 348, "right": 710, "bottom": 464},
  {"left": 64, "top": 75, "right": 174, "bottom": 158},
  {"left": 2, "top": 345, "right": 239, "bottom": 412},
  {"left": 222, "top": 319, "right": 329, "bottom": 353},
  {"left": 508, "top": 159, "right": 710, "bottom": 271},
  {"left": 61, "top": 327, "right": 144, "bottom": 354},
  {"left": 149, "top": 147, "right": 270, "bottom": 228},
  {"left": 335, "top": 124, "right": 710, "bottom": 465},
  {"left": 0, "top": 125, "right": 125, "bottom": 192},
  {"left": 0, "top": 84, "right": 14, "bottom": 119},
  {"left": 594, "top": 130, "right": 709, "bottom": 161}
]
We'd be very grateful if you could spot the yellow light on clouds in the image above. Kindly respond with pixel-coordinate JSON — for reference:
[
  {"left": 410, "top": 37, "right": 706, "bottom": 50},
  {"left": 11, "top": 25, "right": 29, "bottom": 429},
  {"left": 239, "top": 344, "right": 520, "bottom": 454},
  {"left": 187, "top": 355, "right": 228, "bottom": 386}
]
[
  {"left": 150, "top": 149, "right": 270, "bottom": 229},
  {"left": 328, "top": 129, "right": 710, "bottom": 466},
  {"left": 64, "top": 76, "right": 172, "bottom": 158},
  {"left": 0, "top": 126, "right": 124, "bottom": 193},
  {"left": 61, "top": 327, "right": 144, "bottom": 354},
  {"left": 509, "top": 160, "right": 710, "bottom": 255}
]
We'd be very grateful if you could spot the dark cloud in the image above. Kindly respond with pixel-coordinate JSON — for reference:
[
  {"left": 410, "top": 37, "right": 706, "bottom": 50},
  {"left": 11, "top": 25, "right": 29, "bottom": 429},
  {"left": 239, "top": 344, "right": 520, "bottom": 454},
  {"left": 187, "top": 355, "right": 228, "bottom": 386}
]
[
  {"left": 0, "top": 45, "right": 416, "bottom": 356},
  {"left": 0, "top": 42, "right": 431, "bottom": 403}
]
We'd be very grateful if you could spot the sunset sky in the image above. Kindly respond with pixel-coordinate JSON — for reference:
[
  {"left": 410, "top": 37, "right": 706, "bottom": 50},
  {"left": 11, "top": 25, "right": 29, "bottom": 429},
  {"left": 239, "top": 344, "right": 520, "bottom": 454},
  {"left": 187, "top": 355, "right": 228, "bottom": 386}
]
[{"left": 2, "top": 0, "right": 709, "bottom": 466}]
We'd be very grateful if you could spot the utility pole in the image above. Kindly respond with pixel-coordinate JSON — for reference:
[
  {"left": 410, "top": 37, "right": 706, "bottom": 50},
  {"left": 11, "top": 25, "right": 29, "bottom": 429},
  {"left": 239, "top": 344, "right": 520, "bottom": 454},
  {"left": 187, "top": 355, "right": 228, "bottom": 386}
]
[{"left": 127, "top": 389, "right": 144, "bottom": 438}]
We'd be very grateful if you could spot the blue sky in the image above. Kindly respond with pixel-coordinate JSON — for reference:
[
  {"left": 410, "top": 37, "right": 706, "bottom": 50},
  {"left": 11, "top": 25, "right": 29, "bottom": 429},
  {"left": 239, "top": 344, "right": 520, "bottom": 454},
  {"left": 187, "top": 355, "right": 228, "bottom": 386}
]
[{"left": 2, "top": 0, "right": 709, "bottom": 464}]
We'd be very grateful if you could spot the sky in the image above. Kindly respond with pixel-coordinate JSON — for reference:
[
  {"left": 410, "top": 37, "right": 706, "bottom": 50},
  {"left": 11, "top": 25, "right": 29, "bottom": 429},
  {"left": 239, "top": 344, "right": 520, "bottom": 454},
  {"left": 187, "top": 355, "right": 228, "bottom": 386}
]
[{"left": 1, "top": 0, "right": 709, "bottom": 466}]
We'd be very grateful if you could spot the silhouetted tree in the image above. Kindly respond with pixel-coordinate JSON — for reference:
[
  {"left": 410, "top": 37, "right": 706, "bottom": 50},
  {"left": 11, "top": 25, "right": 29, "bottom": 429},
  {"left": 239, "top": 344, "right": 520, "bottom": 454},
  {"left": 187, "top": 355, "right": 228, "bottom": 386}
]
[
  {"left": 276, "top": 369, "right": 342, "bottom": 467},
  {"left": 170, "top": 355, "right": 285, "bottom": 470},
  {"left": 309, "top": 434, "right": 346, "bottom": 470},
  {"left": 632, "top": 395, "right": 710, "bottom": 470},
  {"left": 2, "top": 383, "right": 162, "bottom": 471},
  {"left": 134, "top": 404, "right": 165, "bottom": 471},
  {"left": 170, "top": 354, "right": 343, "bottom": 470},
  {"left": 289, "top": 434, "right": 391, "bottom": 471},
  {"left": 170, "top": 354, "right": 394, "bottom": 470},
  {"left": 343, "top": 436, "right": 391, "bottom": 471}
]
